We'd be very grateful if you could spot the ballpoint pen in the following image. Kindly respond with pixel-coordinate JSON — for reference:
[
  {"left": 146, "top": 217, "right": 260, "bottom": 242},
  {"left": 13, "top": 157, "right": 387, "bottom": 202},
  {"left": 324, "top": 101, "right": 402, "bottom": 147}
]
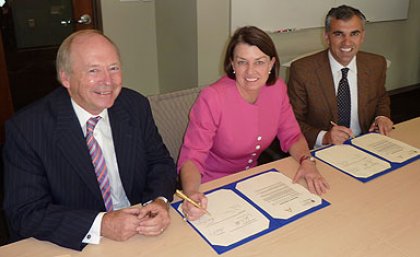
[{"left": 176, "top": 189, "right": 211, "bottom": 216}]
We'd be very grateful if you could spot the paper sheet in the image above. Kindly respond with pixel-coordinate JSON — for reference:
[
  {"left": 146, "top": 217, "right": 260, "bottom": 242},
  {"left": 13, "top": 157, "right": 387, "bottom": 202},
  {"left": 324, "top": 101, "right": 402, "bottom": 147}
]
[
  {"left": 315, "top": 144, "right": 391, "bottom": 178},
  {"left": 351, "top": 133, "right": 419, "bottom": 163},
  {"left": 236, "top": 171, "right": 321, "bottom": 219},
  {"left": 174, "top": 170, "right": 329, "bottom": 253},
  {"left": 180, "top": 189, "right": 269, "bottom": 246}
]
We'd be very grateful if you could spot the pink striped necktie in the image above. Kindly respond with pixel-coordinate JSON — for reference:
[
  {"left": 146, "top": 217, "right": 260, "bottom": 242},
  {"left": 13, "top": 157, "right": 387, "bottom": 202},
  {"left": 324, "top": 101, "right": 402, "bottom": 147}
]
[{"left": 86, "top": 116, "right": 113, "bottom": 211}]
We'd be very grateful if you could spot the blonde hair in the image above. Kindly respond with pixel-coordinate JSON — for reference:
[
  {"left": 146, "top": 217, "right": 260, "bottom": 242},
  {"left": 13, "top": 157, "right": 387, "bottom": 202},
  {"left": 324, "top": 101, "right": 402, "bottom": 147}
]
[{"left": 56, "top": 30, "right": 121, "bottom": 83}]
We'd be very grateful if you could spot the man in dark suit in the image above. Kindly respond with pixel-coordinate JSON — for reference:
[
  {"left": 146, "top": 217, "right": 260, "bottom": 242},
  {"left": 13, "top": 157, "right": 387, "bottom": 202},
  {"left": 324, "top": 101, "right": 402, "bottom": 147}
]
[
  {"left": 288, "top": 5, "right": 393, "bottom": 149},
  {"left": 3, "top": 30, "right": 177, "bottom": 250}
]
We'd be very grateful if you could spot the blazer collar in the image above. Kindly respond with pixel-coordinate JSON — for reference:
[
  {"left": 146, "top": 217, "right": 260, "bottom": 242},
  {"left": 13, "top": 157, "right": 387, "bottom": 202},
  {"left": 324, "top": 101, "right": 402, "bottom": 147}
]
[
  {"left": 316, "top": 50, "right": 339, "bottom": 122},
  {"left": 107, "top": 92, "right": 137, "bottom": 195},
  {"left": 356, "top": 54, "right": 371, "bottom": 130},
  {"left": 52, "top": 88, "right": 137, "bottom": 199},
  {"left": 53, "top": 88, "right": 105, "bottom": 202}
]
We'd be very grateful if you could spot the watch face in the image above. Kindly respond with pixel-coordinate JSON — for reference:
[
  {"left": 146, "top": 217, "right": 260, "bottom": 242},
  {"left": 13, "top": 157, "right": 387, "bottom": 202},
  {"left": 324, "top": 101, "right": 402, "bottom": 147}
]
[{"left": 300, "top": 155, "right": 314, "bottom": 164}]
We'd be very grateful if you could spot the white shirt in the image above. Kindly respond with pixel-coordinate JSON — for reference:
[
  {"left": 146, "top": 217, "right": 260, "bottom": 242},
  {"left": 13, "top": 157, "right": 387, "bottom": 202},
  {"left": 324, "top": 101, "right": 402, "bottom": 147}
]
[
  {"left": 315, "top": 51, "right": 362, "bottom": 148},
  {"left": 71, "top": 100, "right": 131, "bottom": 244}
]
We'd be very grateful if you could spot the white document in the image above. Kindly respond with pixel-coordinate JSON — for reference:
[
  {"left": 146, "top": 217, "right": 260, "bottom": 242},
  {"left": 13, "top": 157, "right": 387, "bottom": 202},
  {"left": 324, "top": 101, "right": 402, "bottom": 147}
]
[
  {"left": 180, "top": 189, "right": 269, "bottom": 246},
  {"left": 351, "top": 133, "right": 419, "bottom": 163},
  {"left": 315, "top": 144, "right": 391, "bottom": 178},
  {"left": 236, "top": 171, "right": 321, "bottom": 219}
]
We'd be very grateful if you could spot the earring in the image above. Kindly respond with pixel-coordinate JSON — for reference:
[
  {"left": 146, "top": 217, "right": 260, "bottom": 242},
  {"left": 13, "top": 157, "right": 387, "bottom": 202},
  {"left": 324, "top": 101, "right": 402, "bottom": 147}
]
[
  {"left": 268, "top": 71, "right": 271, "bottom": 74},
  {"left": 233, "top": 70, "right": 236, "bottom": 74}
]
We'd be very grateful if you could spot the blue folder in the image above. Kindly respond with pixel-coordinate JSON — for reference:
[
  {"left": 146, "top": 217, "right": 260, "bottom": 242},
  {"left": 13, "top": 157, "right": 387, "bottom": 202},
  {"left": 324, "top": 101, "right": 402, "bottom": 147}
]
[
  {"left": 172, "top": 169, "right": 330, "bottom": 255},
  {"left": 312, "top": 133, "right": 420, "bottom": 183}
]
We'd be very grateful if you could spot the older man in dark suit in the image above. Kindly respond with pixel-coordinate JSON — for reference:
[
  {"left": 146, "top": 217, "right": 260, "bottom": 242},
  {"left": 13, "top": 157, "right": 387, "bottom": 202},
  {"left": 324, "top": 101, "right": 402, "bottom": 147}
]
[
  {"left": 288, "top": 5, "right": 393, "bottom": 149},
  {"left": 3, "top": 30, "right": 177, "bottom": 250}
]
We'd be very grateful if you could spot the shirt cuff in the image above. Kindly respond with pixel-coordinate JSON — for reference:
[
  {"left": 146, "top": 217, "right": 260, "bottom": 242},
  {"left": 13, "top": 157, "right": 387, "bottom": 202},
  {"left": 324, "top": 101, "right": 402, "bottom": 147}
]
[
  {"left": 315, "top": 130, "right": 328, "bottom": 149},
  {"left": 82, "top": 212, "right": 105, "bottom": 245},
  {"left": 375, "top": 115, "right": 388, "bottom": 121},
  {"left": 143, "top": 196, "right": 169, "bottom": 206}
]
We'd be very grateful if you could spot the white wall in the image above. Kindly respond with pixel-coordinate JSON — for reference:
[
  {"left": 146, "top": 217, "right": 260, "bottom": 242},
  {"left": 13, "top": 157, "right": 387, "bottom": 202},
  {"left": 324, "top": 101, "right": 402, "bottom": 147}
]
[
  {"left": 230, "top": 0, "right": 410, "bottom": 32},
  {"left": 155, "top": 0, "right": 198, "bottom": 93},
  {"left": 101, "top": 0, "right": 420, "bottom": 94},
  {"left": 196, "top": 0, "right": 420, "bottom": 91},
  {"left": 196, "top": 0, "right": 230, "bottom": 87},
  {"left": 101, "top": 0, "right": 160, "bottom": 95}
]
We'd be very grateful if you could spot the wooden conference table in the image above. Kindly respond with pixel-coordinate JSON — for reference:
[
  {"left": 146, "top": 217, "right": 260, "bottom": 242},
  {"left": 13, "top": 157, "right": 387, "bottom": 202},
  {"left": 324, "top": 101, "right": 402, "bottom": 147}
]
[{"left": 1, "top": 117, "right": 419, "bottom": 257}]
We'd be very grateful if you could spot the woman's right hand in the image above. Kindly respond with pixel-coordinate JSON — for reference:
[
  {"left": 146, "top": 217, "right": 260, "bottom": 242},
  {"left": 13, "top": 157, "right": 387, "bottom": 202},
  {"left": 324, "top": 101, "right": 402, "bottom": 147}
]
[{"left": 181, "top": 191, "right": 208, "bottom": 221}]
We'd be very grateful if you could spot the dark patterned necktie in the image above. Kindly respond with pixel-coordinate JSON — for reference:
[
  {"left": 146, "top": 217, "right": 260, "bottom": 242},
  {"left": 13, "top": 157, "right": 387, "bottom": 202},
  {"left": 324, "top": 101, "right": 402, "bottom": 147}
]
[
  {"left": 337, "top": 68, "right": 351, "bottom": 128},
  {"left": 86, "top": 116, "right": 113, "bottom": 211}
]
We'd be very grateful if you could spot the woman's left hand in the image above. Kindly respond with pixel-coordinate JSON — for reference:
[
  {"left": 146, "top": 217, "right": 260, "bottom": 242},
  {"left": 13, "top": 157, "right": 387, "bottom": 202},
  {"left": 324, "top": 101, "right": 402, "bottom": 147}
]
[{"left": 293, "top": 161, "right": 330, "bottom": 195}]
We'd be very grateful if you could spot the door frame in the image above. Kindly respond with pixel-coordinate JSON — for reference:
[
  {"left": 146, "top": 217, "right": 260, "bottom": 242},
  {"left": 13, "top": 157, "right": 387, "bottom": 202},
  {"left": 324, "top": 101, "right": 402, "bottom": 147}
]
[{"left": 0, "top": 31, "right": 13, "bottom": 144}]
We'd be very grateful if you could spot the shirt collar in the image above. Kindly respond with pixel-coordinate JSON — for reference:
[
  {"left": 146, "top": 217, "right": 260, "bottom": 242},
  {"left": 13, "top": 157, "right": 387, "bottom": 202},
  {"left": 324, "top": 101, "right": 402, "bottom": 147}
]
[
  {"left": 328, "top": 50, "right": 357, "bottom": 74},
  {"left": 71, "top": 99, "right": 109, "bottom": 131}
]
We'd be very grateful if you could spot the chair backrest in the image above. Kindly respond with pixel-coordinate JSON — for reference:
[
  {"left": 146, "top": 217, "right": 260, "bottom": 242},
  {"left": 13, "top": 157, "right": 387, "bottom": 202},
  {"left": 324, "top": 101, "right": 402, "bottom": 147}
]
[{"left": 148, "top": 87, "right": 201, "bottom": 162}]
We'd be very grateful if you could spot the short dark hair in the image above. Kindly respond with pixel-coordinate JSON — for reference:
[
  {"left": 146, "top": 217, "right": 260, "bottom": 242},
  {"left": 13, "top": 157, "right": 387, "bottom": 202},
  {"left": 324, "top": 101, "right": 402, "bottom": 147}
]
[
  {"left": 325, "top": 5, "right": 366, "bottom": 32},
  {"left": 223, "top": 26, "right": 279, "bottom": 85}
]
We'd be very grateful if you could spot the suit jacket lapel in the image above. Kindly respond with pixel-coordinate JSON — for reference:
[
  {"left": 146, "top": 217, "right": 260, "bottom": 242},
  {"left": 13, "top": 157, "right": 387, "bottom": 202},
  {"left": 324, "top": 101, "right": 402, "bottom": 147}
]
[
  {"left": 52, "top": 88, "right": 104, "bottom": 202},
  {"left": 109, "top": 101, "right": 136, "bottom": 197},
  {"left": 316, "top": 50, "right": 338, "bottom": 122},
  {"left": 357, "top": 55, "right": 370, "bottom": 130}
]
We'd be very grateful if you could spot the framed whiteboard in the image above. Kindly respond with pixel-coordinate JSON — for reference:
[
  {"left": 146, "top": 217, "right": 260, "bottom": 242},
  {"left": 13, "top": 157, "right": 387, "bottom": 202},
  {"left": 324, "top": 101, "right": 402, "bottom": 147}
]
[{"left": 231, "top": 0, "right": 410, "bottom": 33}]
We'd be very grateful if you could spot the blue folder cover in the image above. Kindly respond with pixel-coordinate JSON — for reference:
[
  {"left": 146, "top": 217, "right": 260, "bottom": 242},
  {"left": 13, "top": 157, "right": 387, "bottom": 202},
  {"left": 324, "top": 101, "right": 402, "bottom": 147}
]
[
  {"left": 172, "top": 169, "right": 330, "bottom": 255},
  {"left": 312, "top": 133, "right": 420, "bottom": 183}
]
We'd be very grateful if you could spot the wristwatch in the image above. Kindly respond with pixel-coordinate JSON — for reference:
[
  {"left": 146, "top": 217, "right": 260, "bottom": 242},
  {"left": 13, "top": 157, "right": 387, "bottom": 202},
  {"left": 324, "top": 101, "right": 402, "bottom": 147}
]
[{"left": 299, "top": 155, "right": 316, "bottom": 165}]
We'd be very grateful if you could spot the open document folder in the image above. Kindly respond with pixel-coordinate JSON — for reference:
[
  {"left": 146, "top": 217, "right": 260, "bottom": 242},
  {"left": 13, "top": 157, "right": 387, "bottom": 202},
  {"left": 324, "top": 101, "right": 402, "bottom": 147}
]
[
  {"left": 314, "top": 133, "right": 420, "bottom": 182},
  {"left": 172, "top": 170, "right": 329, "bottom": 254}
]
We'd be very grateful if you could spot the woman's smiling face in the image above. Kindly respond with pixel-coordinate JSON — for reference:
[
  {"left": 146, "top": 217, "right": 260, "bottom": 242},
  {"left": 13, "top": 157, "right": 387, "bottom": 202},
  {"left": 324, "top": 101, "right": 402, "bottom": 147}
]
[{"left": 231, "top": 43, "right": 275, "bottom": 102}]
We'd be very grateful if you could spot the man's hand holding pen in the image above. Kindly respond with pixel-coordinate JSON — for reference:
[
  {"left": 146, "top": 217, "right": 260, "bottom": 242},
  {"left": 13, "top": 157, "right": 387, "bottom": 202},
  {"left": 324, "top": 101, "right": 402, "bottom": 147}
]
[
  {"left": 323, "top": 121, "right": 354, "bottom": 145},
  {"left": 101, "top": 201, "right": 170, "bottom": 242},
  {"left": 137, "top": 199, "right": 170, "bottom": 236}
]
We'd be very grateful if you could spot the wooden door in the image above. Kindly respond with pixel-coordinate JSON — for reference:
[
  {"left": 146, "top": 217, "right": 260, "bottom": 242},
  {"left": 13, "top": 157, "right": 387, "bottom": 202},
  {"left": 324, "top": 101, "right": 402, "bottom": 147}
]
[
  {"left": 0, "top": 0, "right": 102, "bottom": 143},
  {"left": 0, "top": 32, "right": 13, "bottom": 144}
]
